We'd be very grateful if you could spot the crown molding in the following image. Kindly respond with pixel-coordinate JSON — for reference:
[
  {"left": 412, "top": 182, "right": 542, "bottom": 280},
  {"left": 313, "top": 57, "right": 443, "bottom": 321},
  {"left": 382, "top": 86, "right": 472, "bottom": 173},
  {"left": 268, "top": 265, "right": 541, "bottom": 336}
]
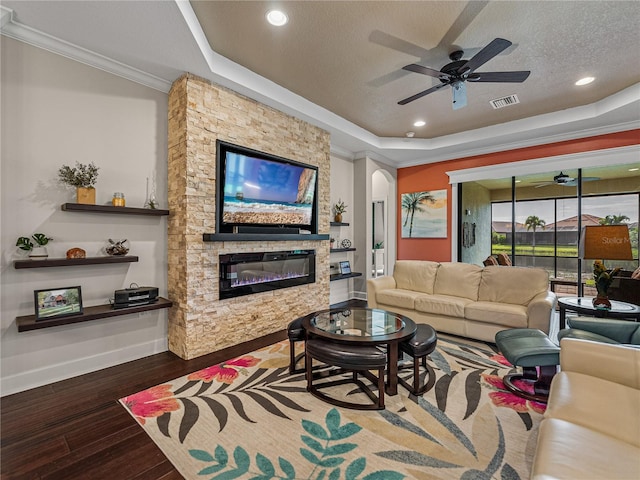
[
  {"left": 446, "top": 144, "right": 640, "bottom": 185},
  {"left": 0, "top": 6, "right": 172, "bottom": 93},
  {"left": 2, "top": 2, "right": 638, "bottom": 168}
]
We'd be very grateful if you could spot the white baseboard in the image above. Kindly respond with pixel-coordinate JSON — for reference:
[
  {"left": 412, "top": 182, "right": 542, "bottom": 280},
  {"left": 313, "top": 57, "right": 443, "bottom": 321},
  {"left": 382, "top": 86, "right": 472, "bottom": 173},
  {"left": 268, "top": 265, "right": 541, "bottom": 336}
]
[
  {"left": 0, "top": 338, "right": 168, "bottom": 397},
  {"left": 352, "top": 290, "right": 367, "bottom": 301}
]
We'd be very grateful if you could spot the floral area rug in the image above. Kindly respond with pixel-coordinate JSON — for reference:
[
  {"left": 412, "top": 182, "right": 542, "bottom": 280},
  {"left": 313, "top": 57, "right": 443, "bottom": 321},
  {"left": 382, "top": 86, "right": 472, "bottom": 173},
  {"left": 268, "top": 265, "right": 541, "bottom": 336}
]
[{"left": 120, "top": 334, "right": 545, "bottom": 480}]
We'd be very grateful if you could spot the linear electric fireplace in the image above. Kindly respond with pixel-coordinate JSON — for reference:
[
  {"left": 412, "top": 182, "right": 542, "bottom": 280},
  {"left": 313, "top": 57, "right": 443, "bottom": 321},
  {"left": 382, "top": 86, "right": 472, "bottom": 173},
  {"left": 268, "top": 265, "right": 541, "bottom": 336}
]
[{"left": 219, "top": 250, "right": 316, "bottom": 299}]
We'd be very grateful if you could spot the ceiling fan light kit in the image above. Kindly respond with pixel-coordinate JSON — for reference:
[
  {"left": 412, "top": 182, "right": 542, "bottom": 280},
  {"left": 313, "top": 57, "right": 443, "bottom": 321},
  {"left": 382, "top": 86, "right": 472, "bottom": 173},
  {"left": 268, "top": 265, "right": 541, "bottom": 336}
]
[{"left": 399, "top": 38, "right": 530, "bottom": 110}]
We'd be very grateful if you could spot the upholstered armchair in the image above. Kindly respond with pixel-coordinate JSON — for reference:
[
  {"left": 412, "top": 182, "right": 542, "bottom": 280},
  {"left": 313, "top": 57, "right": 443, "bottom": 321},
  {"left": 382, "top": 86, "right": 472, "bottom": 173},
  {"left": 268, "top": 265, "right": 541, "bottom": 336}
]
[
  {"left": 608, "top": 269, "right": 640, "bottom": 306},
  {"left": 558, "top": 316, "right": 640, "bottom": 345}
]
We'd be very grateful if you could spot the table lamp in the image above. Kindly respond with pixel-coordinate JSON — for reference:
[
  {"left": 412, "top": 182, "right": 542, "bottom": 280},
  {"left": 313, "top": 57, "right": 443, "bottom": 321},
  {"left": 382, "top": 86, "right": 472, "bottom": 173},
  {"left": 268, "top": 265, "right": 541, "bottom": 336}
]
[{"left": 579, "top": 225, "right": 633, "bottom": 308}]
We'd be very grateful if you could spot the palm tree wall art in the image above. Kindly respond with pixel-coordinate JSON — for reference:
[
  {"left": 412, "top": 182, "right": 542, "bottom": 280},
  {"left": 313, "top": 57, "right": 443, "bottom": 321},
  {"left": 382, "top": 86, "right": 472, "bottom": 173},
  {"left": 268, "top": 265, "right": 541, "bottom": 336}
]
[{"left": 401, "top": 190, "right": 447, "bottom": 238}]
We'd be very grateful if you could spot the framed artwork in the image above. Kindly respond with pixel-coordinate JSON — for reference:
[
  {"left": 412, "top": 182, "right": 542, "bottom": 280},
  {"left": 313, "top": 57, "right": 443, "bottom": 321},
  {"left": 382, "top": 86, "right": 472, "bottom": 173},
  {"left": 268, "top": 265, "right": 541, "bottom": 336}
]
[
  {"left": 339, "top": 261, "right": 352, "bottom": 275},
  {"left": 401, "top": 189, "right": 447, "bottom": 238},
  {"left": 34, "top": 286, "right": 83, "bottom": 321}
]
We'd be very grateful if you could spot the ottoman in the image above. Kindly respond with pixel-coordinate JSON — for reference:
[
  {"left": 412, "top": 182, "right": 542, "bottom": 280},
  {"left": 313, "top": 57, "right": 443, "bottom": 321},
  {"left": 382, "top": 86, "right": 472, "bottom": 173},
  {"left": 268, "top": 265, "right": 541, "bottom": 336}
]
[
  {"left": 495, "top": 328, "right": 560, "bottom": 403},
  {"left": 398, "top": 324, "right": 438, "bottom": 396}
]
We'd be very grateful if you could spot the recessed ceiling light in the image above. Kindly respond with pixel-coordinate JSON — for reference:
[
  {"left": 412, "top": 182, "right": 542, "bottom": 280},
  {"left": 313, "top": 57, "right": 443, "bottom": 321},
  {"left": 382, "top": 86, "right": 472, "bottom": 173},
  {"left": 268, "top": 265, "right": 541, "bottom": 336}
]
[
  {"left": 575, "top": 77, "right": 594, "bottom": 86},
  {"left": 413, "top": 120, "right": 426, "bottom": 127},
  {"left": 266, "top": 10, "right": 288, "bottom": 26},
  {"left": 629, "top": 168, "right": 639, "bottom": 172},
  {"left": 405, "top": 131, "right": 415, "bottom": 138}
]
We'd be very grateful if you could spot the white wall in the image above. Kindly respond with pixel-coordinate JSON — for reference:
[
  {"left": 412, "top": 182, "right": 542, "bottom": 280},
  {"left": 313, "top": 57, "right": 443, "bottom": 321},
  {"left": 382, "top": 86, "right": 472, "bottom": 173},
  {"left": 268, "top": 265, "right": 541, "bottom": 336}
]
[
  {"left": 329, "top": 153, "right": 355, "bottom": 304},
  {"left": 1, "top": 38, "right": 169, "bottom": 395}
]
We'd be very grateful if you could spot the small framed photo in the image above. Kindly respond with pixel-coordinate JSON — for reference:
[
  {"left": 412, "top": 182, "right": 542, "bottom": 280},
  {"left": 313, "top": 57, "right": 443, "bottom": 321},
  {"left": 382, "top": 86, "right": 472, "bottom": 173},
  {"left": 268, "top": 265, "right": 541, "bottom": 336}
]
[
  {"left": 339, "top": 261, "right": 351, "bottom": 275},
  {"left": 34, "top": 286, "right": 83, "bottom": 321}
]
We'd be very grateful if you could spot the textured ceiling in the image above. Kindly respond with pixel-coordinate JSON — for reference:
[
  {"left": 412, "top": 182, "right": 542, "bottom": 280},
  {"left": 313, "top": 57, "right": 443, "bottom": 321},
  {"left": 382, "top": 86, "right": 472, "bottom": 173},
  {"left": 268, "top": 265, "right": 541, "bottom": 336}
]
[
  {"left": 190, "top": 0, "right": 640, "bottom": 139},
  {"left": 2, "top": 0, "right": 639, "bottom": 165}
]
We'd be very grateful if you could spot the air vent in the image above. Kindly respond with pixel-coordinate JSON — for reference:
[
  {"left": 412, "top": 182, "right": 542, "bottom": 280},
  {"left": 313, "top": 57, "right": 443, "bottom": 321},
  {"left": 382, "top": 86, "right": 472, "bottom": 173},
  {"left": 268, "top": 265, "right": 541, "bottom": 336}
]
[{"left": 489, "top": 94, "right": 520, "bottom": 109}]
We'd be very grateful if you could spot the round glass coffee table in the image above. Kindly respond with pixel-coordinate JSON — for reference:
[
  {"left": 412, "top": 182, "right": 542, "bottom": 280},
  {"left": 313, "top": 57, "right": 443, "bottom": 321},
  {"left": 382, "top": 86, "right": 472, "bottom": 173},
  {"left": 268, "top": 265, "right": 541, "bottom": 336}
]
[
  {"left": 301, "top": 307, "right": 417, "bottom": 395},
  {"left": 558, "top": 297, "right": 640, "bottom": 329}
]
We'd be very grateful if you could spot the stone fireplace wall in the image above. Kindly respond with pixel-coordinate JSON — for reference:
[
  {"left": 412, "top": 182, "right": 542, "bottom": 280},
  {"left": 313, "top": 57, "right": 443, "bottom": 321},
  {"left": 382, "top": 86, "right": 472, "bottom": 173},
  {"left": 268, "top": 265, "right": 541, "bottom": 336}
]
[{"left": 167, "top": 74, "right": 330, "bottom": 359}]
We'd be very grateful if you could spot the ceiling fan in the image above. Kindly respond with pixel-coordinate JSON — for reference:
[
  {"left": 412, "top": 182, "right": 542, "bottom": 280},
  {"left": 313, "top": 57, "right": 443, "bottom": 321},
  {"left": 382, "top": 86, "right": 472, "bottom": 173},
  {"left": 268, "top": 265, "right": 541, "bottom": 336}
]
[
  {"left": 533, "top": 172, "right": 601, "bottom": 188},
  {"left": 398, "top": 38, "right": 530, "bottom": 110}
]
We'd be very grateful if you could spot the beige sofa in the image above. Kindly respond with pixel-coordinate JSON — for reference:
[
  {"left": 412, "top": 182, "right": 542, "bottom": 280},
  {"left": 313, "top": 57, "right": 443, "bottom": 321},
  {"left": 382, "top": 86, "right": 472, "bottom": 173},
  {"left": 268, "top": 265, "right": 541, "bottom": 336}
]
[
  {"left": 367, "top": 260, "right": 555, "bottom": 342},
  {"left": 532, "top": 338, "right": 640, "bottom": 479}
]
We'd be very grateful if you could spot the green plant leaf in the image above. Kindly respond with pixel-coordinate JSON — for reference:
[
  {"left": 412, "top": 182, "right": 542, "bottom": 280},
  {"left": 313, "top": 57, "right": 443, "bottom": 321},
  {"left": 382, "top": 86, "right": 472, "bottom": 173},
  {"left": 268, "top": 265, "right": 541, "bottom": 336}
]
[
  {"left": 316, "top": 471, "right": 326, "bottom": 480},
  {"left": 332, "top": 423, "right": 362, "bottom": 440},
  {"left": 301, "top": 435, "right": 325, "bottom": 453},
  {"left": 255, "top": 453, "right": 275, "bottom": 476},
  {"left": 329, "top": 468, "right": 341, "bottom": 480},
  {"left": 325, "top": 408, "right": 341, "bottom": 435},
  {"left": 324, "top": 443, "right": 357, "bottom": 456},
  {"left": 300, "top": 448, "right": 322, "bottom": 465},
  {"left": 278, "top": 457, "right": 296, "bottom": 479},
  {"left": 302, "top": 419, "right": 329, "bottom": 440},
  {"left": 215, "top": 445, "right": 229, "bottom": 466},
  {"left": 318, "top": 457, "right": 345, "bottom": 468},
  {"left": 362, "top": 471, "right": 405, "bottom": 480},
  {"left": 210, "top": 447, "right": 250, "bottom": 480},
  {"left": 233, "top": 446, "right": 250, "bottom": 471},
  {"left": 190, "top": 449, "right": 215, "bottom": 462},
  {"left": 345, "top": 458, "right": 366, "bottom": 480}
]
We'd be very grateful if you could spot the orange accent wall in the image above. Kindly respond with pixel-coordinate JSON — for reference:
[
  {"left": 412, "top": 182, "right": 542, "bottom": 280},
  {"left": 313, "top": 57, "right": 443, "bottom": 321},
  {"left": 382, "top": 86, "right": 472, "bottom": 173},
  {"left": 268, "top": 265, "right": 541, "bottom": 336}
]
[{"left": 397, "top": 129, "right": 640, "bottom": 261}]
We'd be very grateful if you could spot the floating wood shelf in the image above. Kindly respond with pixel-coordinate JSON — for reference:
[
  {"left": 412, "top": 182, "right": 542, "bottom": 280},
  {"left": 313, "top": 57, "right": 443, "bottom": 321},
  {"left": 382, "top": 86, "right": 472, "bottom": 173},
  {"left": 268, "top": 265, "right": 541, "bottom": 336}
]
[
  {"left": 16, "top": 297, "right": 173, "bottom": 332},
  {"left": 14, "top": 256, "right": 139, "bottom": 269},
  {"left": 330, "top": 272, "right": 363, "bottom": 282},
  {"left": 330, "top": 248, "right": 356, "bottom": 253},
  {"left": 203, "top": 233, "right": 330, "bottom": 242},
  {"left": 61, "top": 203, "right": 169, "bottom": 216},
  {"left": 330, "top": 222, "right": 350, "bottom": 226}
]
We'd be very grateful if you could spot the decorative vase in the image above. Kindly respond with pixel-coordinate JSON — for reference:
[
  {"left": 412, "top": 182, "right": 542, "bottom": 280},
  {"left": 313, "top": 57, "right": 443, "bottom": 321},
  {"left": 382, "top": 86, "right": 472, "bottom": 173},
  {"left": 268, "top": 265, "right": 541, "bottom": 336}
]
[
  {"left": 76, "top": 187, "right": 96, "bottom": 205},
  {"left": 334, "top": 213, "right": 342, "bottom": 223},
  {"left": 29, "top": 245, "right": 48, "bottom": 259},
  {"left": 592, "top": 294, "right": 612, "bottom": 309}
]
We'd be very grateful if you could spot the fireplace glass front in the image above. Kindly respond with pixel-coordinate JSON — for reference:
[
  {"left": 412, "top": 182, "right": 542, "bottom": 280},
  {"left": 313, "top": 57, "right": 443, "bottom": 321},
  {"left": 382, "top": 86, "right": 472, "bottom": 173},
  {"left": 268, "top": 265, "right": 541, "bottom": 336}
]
[{"left": 219, "top": 250, "right": 316, "bottom": 299}]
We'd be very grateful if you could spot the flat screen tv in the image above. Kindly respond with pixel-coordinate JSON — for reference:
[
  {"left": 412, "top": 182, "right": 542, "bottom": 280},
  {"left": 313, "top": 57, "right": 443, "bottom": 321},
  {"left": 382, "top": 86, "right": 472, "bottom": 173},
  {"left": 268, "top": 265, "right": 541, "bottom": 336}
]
[{"left": 216, "top": 140, "right": 319, "bottom": 234}]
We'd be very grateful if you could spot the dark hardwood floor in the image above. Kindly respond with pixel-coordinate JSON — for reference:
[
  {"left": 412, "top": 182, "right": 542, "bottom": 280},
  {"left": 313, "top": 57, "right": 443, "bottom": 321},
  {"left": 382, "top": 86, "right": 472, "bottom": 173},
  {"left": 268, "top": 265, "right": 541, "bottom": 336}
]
[{"left": 1, "top": 300, "right": 366, "bottom": 479}]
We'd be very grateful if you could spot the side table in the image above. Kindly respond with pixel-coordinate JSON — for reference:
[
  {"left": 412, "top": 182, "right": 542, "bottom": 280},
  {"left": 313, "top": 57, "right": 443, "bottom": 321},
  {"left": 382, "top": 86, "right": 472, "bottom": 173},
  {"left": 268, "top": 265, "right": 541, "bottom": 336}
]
[{"left": 558, "top": 297, "right": 640, "bottom": 329}]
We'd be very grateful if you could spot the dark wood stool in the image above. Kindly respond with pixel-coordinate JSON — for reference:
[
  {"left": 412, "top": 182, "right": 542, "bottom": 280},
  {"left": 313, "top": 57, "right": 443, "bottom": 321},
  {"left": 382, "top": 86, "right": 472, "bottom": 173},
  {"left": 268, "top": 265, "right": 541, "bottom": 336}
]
[
  {"left": 287, "top": 317, "right": 305, "bottom": 374},
  {"left": 398, "top": 324, "right": 438, "bottom": 395},
  {"left": 495, "top": 328, "right": 560, "bottom": 403},
  {"left": 305, "top": 339, "right": 386, "bottom": 410}
]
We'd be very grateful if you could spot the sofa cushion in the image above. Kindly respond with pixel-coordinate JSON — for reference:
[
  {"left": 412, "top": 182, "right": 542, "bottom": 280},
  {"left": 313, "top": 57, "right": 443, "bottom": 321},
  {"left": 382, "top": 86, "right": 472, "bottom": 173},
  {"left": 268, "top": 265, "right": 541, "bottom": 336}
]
[
  {"left": 433, "top": 262, "right": 482, "bottom": 301},
  {"left": 532, "top": 418, "right": 640, "bottom": 480},
  {"left": 375, "top": 289, "right": 425, "bottom": 310},
  {"left": 465, "top": 301, "right": 529, "bottom": 328},
  {"left": 478, "top": 266, "right": 548, "bottom": 305},
  {"left": 545, "top": 371, "right": 640, "bottom": 448},
  {"left": 415, "top": 294, "right": 472, "bottom": 318},
  {"left": 393, "top": 260, "right": 439, "bottom": 294}
]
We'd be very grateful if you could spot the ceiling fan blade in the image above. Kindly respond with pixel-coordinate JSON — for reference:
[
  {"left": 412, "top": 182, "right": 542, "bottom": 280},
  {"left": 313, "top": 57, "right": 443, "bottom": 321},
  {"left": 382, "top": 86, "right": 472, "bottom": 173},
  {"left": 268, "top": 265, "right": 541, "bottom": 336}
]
[
  {"left": 457, "top": 38, "right": 512, "bottom": 74},
  {"left": 402, "top": 64, "right": 450, "bottom": 80},
  {"left": 398, "top": 82, "right": 449, "bottom": 105},
  {"left": 467, "top": 71, "right": 531, "bottom": 82}
]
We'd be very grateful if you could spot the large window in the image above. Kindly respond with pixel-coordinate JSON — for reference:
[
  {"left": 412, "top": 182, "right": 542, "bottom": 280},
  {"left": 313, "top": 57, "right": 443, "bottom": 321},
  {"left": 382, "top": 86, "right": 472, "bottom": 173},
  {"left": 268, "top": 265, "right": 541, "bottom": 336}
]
[
  {"left": 492, "top": 193, "right": 638, "bottom": 280},
  {"left": 491, "top": 167, "right": 640, "bottom": 281}
]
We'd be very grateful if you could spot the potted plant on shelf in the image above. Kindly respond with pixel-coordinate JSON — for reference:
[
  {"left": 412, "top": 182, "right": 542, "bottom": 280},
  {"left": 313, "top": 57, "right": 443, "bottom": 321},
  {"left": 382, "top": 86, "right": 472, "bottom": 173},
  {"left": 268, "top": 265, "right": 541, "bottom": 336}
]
[
  {"left": 16, "top": 233, "right": 53, "bottom": 259},
  {"left": 333, "top": 199, "right": 347, "bottom": 223},
  {"left": 57, "top": 162, "right": 100, "bottom": 204}
]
